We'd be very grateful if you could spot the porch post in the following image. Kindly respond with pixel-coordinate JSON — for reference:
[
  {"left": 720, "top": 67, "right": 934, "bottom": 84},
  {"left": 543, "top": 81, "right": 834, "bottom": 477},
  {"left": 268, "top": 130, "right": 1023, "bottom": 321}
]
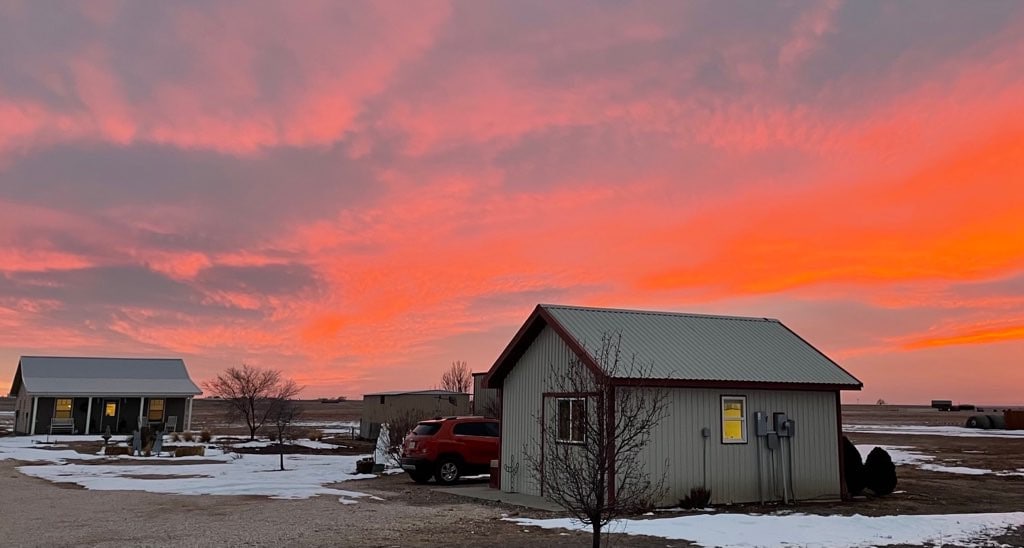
[
  {"left": 139, "top": 396, "right": 146, "bottom": 428},
  {"left": 84, "top": 397, "right": 93, "bottom": 435},
  {"left": 30, "top": 397, "right": 38, "bottom": 435},
  {"left": 186, "top": 397, "right": 194, "bottom": 431}
]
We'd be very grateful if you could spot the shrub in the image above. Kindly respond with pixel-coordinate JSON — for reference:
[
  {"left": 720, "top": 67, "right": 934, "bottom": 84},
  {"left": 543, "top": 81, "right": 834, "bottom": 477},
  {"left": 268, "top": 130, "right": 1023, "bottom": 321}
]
[
  {"left": 308, "top": 429, "right": 324, "bottom": 442},
  {"left": 864, "top": 447, "right": 897, "bottom": 496},
  {"left": 679, "top": 486, "right": 712, "bottom": 509},
  {"left": 842, "top": 436, "right": 865, "bottom": 496},
  {"left": 199, "top": 430, "right": 212, "bottom": 443},
  {"left": 170, "top": 432, "right": 181, "bottom": 442},
  {"left": 104, "top": 446, "right": 132, "bottom": 456},
  {"left": 174, "top": 446, "right": 205, "bottom": 457},
  {"left": 182, "top": 431, "right": 194, "bottom": 442},
  {"left": 268, "top": 431, "right": 278, "bottom": 442}
]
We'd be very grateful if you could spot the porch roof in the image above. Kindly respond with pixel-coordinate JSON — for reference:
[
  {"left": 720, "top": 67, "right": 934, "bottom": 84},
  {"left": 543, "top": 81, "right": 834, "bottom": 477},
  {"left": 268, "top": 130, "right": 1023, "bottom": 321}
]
[{"left": 11, "top": 356, "right": 202, "bottom": 397}]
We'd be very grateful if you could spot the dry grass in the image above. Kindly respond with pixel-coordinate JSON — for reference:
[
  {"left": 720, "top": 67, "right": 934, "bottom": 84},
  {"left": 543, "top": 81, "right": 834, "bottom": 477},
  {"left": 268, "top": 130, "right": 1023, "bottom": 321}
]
[
  {"left": 308, "top": 429, "right": 324, "bottom": 442},
  {"left": 174, "top": 446, "right": 205, "bottom": 457},
  {"left": 104, "top": 446, "right": 132, "bottom": 456},
  {"left": 182, "top": 431, "right": 194, "bottom": 442},
  {"left": 199, "top": 430, "right": 212, "bottom": 443}
]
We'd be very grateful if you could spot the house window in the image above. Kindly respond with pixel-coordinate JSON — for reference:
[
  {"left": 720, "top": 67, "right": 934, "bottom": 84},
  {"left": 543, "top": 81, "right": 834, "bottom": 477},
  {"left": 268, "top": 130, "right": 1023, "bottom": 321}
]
[
  {"left": 379, "top": 396, "right": 385, "bottom": 405},
  {"left": 105, "top": 402, "right": 117, "bottom": 417},
  {"left": 54, "top": 398, "right": 72, "bottom": 419},
  {"left": 148, "top": 399, "right": 165, "bottom": 421},
  {"left": 721, "top": 396, "right": 747, "bottom": 444},
  {"left": 556, "top": 398, "right": 586, "bottom": 443}
]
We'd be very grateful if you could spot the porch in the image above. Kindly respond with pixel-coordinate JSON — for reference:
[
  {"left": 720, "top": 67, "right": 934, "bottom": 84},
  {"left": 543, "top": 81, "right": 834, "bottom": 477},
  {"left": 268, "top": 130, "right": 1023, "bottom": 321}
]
[{"left": 26, "top": 396, "right": 195, "bottom": 435}]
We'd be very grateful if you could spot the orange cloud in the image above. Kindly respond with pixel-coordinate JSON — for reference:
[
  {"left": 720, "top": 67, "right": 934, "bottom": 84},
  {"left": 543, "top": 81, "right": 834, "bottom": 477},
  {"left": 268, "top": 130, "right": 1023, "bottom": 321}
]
[{"left": 904, "top": 324, "right": 1024, "bottom": 350}]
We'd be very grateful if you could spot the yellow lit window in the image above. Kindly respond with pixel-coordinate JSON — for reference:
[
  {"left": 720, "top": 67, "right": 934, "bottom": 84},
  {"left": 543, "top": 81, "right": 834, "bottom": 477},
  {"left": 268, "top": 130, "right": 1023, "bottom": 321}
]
[
  {"left": 721, "top": 396, "right": 746, "bottom": 444},
  {"left": 55, "top": 398, "right": 73, "bottom": 419},
  {"left": 148, "top": 399, "right": 165, "bottom": 421},
  {"left": 105, "top": 402, "right": 117, "bottom": 417}
]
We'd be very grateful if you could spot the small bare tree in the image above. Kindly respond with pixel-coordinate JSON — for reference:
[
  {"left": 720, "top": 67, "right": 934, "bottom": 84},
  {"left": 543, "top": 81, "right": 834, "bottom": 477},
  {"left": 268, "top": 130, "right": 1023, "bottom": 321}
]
[
  {"left": 440, "top": 360, "right": 472, "bottom": 393},
  {"left": 380, "top": 410, "right": 424, "bottom": 469},
  {"left": 269, "top": 398, "right": 303, "bottom": 471},
  {"left": 524, "top": 333, "right": 670, "bottom": 548},
  {"left": 204, "top": 364, "right": 303, "bottom": 440}
]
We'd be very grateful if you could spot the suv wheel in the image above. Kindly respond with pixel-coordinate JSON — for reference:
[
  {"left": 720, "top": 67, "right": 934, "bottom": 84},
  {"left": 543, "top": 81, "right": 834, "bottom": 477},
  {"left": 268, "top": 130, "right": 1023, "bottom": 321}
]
[
  {"left": 409, "top": 470, "right": 432, "bottom": 484},
  {"left": 435, "top": 458, "right": 461, "bottom": 485}
]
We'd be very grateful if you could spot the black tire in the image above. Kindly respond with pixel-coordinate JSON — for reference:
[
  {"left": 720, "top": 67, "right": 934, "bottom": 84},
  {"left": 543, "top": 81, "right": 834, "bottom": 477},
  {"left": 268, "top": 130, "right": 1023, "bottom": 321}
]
[
  {"left": 408, "top": 470, "right": 432, "bottom": 484},
  {"left": 434, "top": 457, "right": 462, "bottom": 485},
  {"left": 965, "top": 415, "right": 992, "bottom": 429}
]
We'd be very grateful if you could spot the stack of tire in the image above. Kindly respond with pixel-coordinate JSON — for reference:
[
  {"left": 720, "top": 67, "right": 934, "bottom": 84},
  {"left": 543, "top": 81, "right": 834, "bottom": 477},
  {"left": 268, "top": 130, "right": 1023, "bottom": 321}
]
[{"left": 965, "top": 414, "right": 1006, "bottom": 430}]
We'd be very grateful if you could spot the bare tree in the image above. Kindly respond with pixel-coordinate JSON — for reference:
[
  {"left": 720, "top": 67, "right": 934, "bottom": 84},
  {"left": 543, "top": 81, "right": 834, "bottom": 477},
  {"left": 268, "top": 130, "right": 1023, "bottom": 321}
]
[
  {"left": 203, "top": 364, "right": 303, "bottom": 440},
  {"left": 440, "top": 360, "right": 472, "bottom": 393},
  {"left": 524, "top": 333, "right": 670, "bottom": 548},
  {"left": 478, "top": 396, "right": 501, "bottom": 420},
  {"left": 380, "top": 410, "right": 423, "bottom": 470},
  {"left": 269, "top": 398, "right": 303, "bottom": 471}
]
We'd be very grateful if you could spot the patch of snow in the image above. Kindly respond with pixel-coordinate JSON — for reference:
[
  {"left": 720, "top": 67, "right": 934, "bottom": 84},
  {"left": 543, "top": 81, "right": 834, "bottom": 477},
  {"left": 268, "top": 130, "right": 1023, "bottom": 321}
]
[
  {"left": 510, "top": 512, "right": 1024, "bottom": 547},
  {"left": 845, "top": 424, "right": 1024, "bottom": 439},
  {"left": 855, "top": 444, "right": 994, "bottom": 476},
  {"left": 1, "top": 435, "right": 377, "bottom": 503}
]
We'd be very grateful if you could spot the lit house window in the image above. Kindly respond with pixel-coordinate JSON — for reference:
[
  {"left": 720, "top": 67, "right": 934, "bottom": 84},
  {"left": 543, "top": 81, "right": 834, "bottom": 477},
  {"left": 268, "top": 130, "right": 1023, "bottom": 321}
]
[
  {"left": 556, "top": 398, "right": 586, "bottom": 443},
  {"left": 105, "top": 402, "right": 117, "bottom": 417},
  {"left": 148, "top": 399, "right": 165, "bottom": 421},
  {"left": 721, "top": 396, "right": 747, "bottom": 444},
  {"left": 54, "top": 398, "right": 73, "bottom": 419}
]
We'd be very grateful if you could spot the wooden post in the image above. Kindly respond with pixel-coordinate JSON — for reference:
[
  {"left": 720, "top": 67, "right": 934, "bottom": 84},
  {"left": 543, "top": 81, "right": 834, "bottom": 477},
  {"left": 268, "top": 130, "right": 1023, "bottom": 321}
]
[
  {"left": 84, "top": 397, "right": 93, "bottom": 435},
  {"left": 30, "top": 397, "right": 38, "bottom": 435}
]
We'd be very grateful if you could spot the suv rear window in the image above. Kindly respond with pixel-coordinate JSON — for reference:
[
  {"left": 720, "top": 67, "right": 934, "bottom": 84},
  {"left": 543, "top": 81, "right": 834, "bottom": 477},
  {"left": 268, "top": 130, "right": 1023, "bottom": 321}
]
[
  {"left": 453, "top": 422, "right": 499, "bottom": 437},
  {"left": 412, "top": 423, "right": 441, "bottom": 435}
]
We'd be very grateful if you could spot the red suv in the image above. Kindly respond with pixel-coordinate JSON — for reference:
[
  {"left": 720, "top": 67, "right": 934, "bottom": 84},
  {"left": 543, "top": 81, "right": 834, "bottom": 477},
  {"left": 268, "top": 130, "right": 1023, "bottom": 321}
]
[{"left": 400, "top": 416, "right": 500, "bottom": 484}]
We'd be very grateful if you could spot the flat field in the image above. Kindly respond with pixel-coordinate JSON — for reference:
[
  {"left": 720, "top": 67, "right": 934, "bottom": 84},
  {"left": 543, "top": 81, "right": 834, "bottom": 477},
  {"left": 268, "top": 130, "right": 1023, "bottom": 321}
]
[{"left": 0, "top": 403, "right": 1022, "bottom": 547}]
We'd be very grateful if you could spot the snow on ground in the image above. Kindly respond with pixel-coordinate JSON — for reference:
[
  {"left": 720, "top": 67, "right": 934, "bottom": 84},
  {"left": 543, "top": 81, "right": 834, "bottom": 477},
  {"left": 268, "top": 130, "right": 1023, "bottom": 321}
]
[
  {"left": 0, "top": 435, "right": 377, "bottom": 503},
  {"left": 222, "top": 439, "right": 344, "bottom": 450},
  {"left": 845, "top": 424, "right": 1024, "bottom": 439},
  {"left": 510, "top": 512, "right": 1024, "bottom": 547},
  {"left": 855, "top": 444, "right": 1002, "bottom": 476}
]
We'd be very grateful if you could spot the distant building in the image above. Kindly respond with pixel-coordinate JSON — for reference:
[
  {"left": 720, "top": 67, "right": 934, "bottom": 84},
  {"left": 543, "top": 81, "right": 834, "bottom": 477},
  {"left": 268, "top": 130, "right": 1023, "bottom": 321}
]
[
  {"left": 485, "top": 304, "right": 863, "bottom": 506},
  {"left": 472, "top": 372, "right": 499, "bottom": 418},
  {"left": 10, "top": 356, "right": 202, "bottom": 435},
  {"left": 359, "top": 390, "right": 470, "bottom": 440}
]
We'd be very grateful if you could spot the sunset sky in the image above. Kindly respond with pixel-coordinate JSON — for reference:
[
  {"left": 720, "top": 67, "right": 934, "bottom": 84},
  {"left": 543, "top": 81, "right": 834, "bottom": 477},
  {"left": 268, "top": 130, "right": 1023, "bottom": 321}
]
[{"left": 2, "top": 1, "right": 1023, "bottom": 404}]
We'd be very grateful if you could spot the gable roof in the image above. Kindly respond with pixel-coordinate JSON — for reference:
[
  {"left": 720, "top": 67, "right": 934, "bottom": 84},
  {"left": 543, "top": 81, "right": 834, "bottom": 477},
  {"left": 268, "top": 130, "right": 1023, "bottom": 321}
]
[
  {"left": 11, "top": 356, "right": 202, "bottom": 397},
  {"left": 485, "top": 304, "right": 862, "bottom": 391}
]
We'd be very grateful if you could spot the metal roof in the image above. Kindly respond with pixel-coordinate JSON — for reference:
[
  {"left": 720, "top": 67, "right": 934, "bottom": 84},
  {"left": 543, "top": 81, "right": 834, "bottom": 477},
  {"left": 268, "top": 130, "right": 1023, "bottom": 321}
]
[
  {"left": 12, "top": 356, "right": 202, "bottom": 397},
  {"left": 540, "top": 304, "right": 861, "bottom": 386},
  {"left": 363, "top": 389, "right": 468, "bottom": 397}
]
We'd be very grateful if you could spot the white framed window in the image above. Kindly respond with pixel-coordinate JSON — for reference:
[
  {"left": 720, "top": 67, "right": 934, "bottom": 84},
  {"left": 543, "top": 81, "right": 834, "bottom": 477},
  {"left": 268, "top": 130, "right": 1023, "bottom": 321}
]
[
  {"left": 556, "top": 398, "right": 586, "bottom": 443},
  {"left": 721, "top": 396, "right": 747, "bottom": 444}
]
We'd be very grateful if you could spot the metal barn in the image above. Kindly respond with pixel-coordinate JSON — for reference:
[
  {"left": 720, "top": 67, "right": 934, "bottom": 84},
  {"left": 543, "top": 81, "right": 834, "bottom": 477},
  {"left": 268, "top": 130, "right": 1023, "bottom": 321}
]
[{"left": 484, "top": 304, "right": 863, "bottom": 506}]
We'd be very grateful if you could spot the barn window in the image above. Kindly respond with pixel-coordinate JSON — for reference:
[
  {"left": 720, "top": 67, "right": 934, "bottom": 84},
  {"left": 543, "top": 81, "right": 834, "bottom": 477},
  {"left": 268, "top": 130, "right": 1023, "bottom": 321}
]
[
  {"left": 54, "top": 398, "right": 73, "bottom": 419},
  {"left": 148, "top": 399, "right": 165, "bottom": 421},
  {"left": 721, "top": 396, "right": 747, "bottom": 444},
  {"left": 556, "top": 398, "right": 586, "bottom": 443}
]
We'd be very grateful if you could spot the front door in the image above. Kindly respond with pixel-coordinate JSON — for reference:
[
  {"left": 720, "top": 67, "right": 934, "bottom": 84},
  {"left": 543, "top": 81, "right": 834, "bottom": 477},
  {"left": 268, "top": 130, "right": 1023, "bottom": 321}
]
[{"left": 101, "top": 400, "right": 119, "bottom": 433}]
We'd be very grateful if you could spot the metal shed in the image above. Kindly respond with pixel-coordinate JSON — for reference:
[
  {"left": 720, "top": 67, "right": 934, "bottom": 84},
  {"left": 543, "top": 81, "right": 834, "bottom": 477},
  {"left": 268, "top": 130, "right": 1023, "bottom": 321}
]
[
  {"left": 484, "top": 304, "right": 863, "bottom": 506},
  {"left": 359, "top": 389, "right": 470, "bottom": 439}
]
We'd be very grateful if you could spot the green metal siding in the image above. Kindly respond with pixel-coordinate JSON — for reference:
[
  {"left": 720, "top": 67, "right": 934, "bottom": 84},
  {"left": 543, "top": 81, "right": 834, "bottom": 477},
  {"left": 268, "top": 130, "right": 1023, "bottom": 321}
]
[
  {"left": 636, "top": 387, "right": 840, "bottom": 505},
  {"left": 500, "top": 326, "right": 574, "bottom": 496}
]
